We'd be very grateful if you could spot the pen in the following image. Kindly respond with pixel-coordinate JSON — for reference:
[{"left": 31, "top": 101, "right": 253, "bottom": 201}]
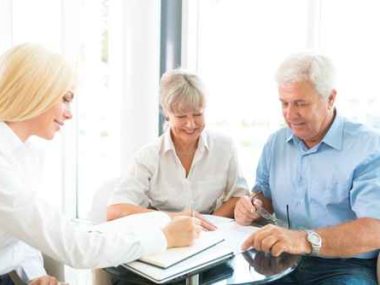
[
  {"left": 251, "top": 196, "right": 291, "bottom": 228},
  {"left": 250, "top": 195, "right": 280, "bottom": 225}
]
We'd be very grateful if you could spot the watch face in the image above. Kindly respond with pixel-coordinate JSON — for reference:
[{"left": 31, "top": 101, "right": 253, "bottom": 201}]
[
  {"left": 308, "top": 231, "right": 322, "bottom": 246},
  {"left": 309, "top": 234, "right": 319, "bottom": 243}
]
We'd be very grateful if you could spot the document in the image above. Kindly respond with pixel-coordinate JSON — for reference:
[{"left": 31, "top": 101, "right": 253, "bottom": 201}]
[
  {"left": 201, "top": 214, "right": 259, "bottom": 253},
  {"left": 139, "top": 230, "right": 225, "bottom": 268},
  {"left": 216, "top": 220, "right": 260, "bottom": 254}
]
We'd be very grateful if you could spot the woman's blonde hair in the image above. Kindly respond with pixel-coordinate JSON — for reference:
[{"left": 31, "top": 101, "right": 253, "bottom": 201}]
[
  {"left": 0, "top": 43, "right": 76, "bottom": 121},
  {"left": 159, "top": 69, "right": 206, "bottom": 114}
]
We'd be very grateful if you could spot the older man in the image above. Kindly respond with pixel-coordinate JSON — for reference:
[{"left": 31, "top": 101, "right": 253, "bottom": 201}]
[{"left": 236, "top": 53, "right": 380, "bottom": 284}]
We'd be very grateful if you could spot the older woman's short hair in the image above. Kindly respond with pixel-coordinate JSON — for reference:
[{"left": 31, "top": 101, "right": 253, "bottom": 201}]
[
  {"left": 0, "top": 43, "right": 75, "bottom": 121},
  {"left": 275, "top": 52, "right": 335, "bottom": 99},
  {"left": 159, "top": 69, "right": 205, "bottom": 114}
]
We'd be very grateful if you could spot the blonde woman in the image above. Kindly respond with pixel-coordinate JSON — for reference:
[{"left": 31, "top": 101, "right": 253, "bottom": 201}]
[
  {"left": 107, "top": 70, "right": 249, "bottom": 226},
  {"left": 0, "top": 44, "right": 200, "bottom": 284}
]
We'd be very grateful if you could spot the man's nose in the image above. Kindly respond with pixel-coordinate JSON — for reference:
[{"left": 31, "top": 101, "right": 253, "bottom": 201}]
[{"left": 284, "top": 104, "right": 297, "bottom": 120}]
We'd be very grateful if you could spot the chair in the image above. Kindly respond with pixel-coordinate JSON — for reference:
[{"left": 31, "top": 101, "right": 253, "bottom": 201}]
[
  {"left": 87, "top": 178, "right": 119, "bottom": 224},
  {"left": 87, "top": 178, "right": 119, "bottom": 285},
  {"left": 9, "top": 255, "right": 65, "bottom": 284},
  {"left": 43, "top": 254, "right": 65, "bottom": 282}
]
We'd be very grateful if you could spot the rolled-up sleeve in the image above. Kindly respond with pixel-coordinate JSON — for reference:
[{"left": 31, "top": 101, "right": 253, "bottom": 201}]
[
  {"left": 108, "top": 147, "right": 157, "bottom": 207},
  {"left": 254, "top": 137, "right": 273, "bottom": 199},
  {"left": 350, "top": 151, "right": 380, "bottom": 219}
]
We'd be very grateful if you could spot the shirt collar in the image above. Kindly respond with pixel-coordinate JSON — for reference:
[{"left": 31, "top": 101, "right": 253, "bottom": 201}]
[
  {"left": 162, "top": 129, "right": 209, "bottom": 154},
  {"left": 0, "top": 121, "right": 29, "bottom": 156},
  {"left": 286, "top": 110, "right": 344, "bottom": 151},
  {"left": 320, "top": 112, "right": 344, "bottom": 150}
]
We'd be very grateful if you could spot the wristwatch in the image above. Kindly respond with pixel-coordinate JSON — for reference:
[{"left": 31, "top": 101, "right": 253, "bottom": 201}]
[{"left": 305, "top": 230, "right": 322, "bottom": 256}]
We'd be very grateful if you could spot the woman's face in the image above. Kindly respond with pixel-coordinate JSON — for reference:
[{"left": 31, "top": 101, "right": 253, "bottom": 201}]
[
  {"left": 167, "top": 108, "right": 205, "bottom": 145},
  {"left": 30, "top": 91, "right": 74, "bottom": 140}
]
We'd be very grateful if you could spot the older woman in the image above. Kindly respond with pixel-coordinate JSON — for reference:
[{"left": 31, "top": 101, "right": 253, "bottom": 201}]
[
  {"left": 0, "top": 44, "right": 199, "bottom": 284},
  {"left": 107, "top": 70, "right": 249, "bottom": 224}
]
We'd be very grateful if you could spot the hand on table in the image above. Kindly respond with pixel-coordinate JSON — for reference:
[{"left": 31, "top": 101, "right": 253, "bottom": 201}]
[{"left": 241, "top": 224, "right": 311, "bottom": 256}]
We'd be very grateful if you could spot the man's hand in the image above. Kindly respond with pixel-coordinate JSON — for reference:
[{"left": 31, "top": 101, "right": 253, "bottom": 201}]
[
  {"left": 28, "top": 275, "right": 58, "bottom": 285},
  {"left": 241, "top": 224, "right": 312, "bottom": 256},
  {"left": 234, "top": 196, "right": 262, "bottom": 225},
  {"left": 163, "top": 216, "right": 202, "bottom": 248},
  {"left": 168, "top": 209, "right": 217, "bottom": 231}
]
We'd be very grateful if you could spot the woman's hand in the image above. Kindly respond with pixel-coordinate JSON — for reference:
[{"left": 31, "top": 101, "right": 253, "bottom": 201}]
[
  {"left": 163, "top": 216, "right": 202, "bottom": 248},
  {"left": 168, "top": 209, "right": 217, "bottom": 231},
  {"left": 28, "top": 275, "right": 59, "bottom": 285}
]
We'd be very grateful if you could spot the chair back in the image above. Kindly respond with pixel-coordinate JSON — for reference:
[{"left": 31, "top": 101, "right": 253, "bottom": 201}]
[{"left": 87, "top": 178, "right": 119, "bottom": 223}]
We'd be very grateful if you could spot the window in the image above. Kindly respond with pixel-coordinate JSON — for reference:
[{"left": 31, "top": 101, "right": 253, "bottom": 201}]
[
  {"left": 183, "top": 0, "right": 310, "bottom": 186},
  {"left": 183, "top": 0, "right": 380, "bottom": 187},
  {"left": 319, "top": 0, "right": 380, "bottom": 126}
]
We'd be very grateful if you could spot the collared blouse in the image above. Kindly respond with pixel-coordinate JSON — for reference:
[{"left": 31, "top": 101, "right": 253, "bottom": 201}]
[{"left": 109, "top": 130, "right": 249, "bottom": 213}]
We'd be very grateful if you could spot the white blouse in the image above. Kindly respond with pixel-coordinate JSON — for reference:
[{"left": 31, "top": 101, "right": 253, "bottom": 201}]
[
  {"left": 0, "top": 122, "right": 168, "bottom": 272},
  {"left": 109, "top": 130, "right": 249, "bottom": 213}
]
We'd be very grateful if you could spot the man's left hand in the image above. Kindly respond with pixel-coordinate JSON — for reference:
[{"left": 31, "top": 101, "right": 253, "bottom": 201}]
[{"left": 241, "top": 224, "right": 312, "bottom": 256}]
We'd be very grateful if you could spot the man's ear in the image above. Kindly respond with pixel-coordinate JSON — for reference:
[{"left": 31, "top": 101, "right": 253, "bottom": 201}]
[{"left": 328, "top": 89, "right": 337, "bottom": 109}]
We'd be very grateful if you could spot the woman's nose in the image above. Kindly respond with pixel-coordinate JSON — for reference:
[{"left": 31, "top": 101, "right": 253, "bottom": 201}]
[{"left": 185, "top": 117, "right": 195, "bottom": 128}]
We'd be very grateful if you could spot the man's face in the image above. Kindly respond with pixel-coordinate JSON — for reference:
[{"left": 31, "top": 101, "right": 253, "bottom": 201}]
[{"left": 279, "top": 81, "right": 336, "bottom": 148}]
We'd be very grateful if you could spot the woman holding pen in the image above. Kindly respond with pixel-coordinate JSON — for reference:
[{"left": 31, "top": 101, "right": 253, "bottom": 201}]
[
  {"left": 0, "top": 43, "right": 200, "bottom": 284},
  {"left": 107, "top": 70, "right": 249, "bottom": 227}
]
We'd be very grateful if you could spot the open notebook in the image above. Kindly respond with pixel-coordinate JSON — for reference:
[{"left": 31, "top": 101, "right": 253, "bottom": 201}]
[
  {"left": 123, "top": 215, "right": 259, "bottom": 283},
  {"left": 124, "top": 241, "right": 233, "bottom": 284},
  {"left": 92, "top": 213, "right": 259, "bottom": 283},
  {"left": 139, "top": 230, "right": 225, "bottom": 268}
]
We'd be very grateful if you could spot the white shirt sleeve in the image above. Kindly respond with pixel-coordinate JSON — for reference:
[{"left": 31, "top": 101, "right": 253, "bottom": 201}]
[
  {"left": 15, "top": 242, "right": 47, "bottom": 282},
  {"left": 0, "top": 160, "right": 168, "bottom": 269},
  {"left": 108, "top": 147, "right": 156, "bottom": 207}
]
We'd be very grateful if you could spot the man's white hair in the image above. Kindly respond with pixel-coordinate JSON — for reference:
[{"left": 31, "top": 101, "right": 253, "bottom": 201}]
[{"left": 275, "top": 52, "right": 335, "bottom": 99}]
